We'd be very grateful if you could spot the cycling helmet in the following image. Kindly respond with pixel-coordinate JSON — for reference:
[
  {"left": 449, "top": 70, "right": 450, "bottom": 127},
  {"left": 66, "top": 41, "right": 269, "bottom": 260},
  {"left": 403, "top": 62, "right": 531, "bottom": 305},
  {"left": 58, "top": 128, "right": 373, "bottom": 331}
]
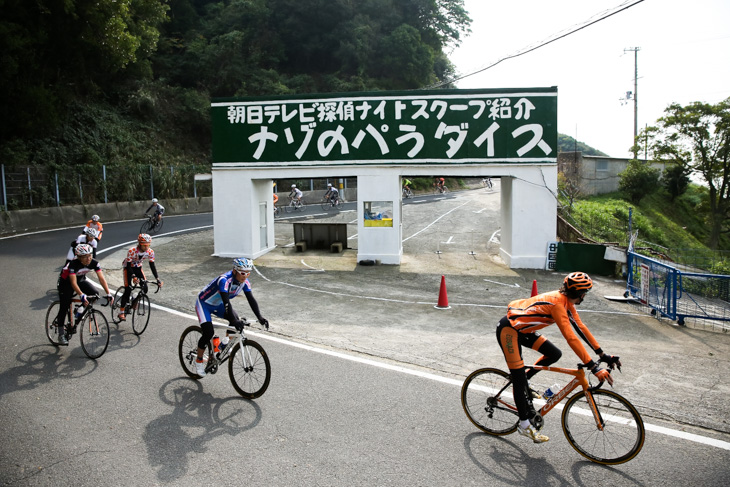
[
  {"left": 562, "top": 272, "right": 593, "bottom": 298},
  {"left": 327, "top": 183, "right": 332, "bottom": 187},
  {"left": 83, "top": 227, "right": 98, "bottom": 238},
  {"left": 91, "top": 215, "right": 100, "bottom": 222},
  {"left": 291, "top": 184, "right": 296, "bottom": 188},
  {"left": 138, "top": 233, "right": 152, "bottom": 244},
  {"left": 75, "top": 243, "right": 94, "bottom": 256},
  {"left": 233, "top": 257, "right": 253, "bottom": 272}
]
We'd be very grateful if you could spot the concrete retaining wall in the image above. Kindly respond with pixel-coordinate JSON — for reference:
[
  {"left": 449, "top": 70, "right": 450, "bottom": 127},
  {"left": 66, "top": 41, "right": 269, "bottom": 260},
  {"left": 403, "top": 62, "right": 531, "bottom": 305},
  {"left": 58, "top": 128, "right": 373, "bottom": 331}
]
[{"left": 0, "top": 197, "right": 213, "bottom": 236}]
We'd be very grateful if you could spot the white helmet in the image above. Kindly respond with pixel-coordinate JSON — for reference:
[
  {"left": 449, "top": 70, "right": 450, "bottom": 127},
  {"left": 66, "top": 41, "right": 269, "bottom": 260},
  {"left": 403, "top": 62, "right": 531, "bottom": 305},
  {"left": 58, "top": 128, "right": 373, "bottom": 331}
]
[
  {"left": 291, "top": 184, "right": 296, "bottom": 188},
  {"left": 83, "top": 227, "right": 98, "bottom": 238},
  {"left": 75, "top": 243, "right": 94, "bottom": 256},
  {"left": 233, "top": 257, "right": 253, "bottom": 272},
  {"left": 327, "top": 183, "right": 332, "bottom": 187},
  {"left": 91, "top": 214, "right": 100, "bottom": 222},
  {"left": 152, "top": 198, "right": 158, "bottom": 203}
]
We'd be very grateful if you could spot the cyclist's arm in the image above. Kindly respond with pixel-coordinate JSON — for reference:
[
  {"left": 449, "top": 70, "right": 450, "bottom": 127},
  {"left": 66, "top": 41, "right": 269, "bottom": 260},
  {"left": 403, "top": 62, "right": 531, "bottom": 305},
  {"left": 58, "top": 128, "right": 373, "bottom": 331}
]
[
  {"left": 67, "top": 274, "right": 87, "bottom": 303},
  {"left": 219, "top": 291, "right": 237, "bottom": 322},
  {"left": 148, "top": 260, "right": 160, "bottom": 281},
  {"left": 145, "top": 204, "right": 153, "bottom": 214},
  {"left": 94, "top": 269, "right": 112, "bottom": 296},
  {"left": 568, "top": 305, "right": 604, "bottom": 355},
  {"left": 552, "top": 306, "right": 595, "bottom": 364},
  {"left": 244, "top": 289, "right": 264, "bottom": 322}
]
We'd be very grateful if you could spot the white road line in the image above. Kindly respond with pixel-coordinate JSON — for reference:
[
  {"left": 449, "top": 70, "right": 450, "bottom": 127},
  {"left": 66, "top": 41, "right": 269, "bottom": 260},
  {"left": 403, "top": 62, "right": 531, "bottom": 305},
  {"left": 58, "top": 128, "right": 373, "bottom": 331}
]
[{"left": 403, "top": 201, "right": 470, "bottom": 242}]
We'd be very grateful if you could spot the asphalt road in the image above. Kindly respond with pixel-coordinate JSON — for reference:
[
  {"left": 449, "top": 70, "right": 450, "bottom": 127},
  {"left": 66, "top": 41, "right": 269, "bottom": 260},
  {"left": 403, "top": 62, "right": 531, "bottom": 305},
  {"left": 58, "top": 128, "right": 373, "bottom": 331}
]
[{"left": 1, "top": 191, "right": 730, "bottom": 486}]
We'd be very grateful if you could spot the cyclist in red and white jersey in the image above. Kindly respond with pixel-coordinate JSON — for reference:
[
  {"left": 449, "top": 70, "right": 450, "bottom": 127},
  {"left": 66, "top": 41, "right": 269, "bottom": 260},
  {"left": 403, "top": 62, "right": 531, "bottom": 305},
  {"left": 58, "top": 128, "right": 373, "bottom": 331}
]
[{"left": 117, "top": 233, "right": 163, "bottom": 321}]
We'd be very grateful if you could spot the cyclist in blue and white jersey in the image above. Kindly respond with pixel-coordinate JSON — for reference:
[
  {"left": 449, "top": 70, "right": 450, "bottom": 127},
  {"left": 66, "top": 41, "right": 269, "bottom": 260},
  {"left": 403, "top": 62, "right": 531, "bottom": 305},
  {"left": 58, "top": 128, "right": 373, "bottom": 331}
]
[
  {"left": 193, "top": 258, "right": 269, "bottom": 376},
  {"left": 289, "top": 184, "right": 303, "bottom": 205}
]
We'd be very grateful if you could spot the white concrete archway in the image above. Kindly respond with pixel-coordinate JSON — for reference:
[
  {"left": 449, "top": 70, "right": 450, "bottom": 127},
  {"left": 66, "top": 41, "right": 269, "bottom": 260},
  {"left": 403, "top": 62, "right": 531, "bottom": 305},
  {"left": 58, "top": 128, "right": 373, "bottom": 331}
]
[{"left": 211, "top": 162, "right": 556, "bottom": 268}]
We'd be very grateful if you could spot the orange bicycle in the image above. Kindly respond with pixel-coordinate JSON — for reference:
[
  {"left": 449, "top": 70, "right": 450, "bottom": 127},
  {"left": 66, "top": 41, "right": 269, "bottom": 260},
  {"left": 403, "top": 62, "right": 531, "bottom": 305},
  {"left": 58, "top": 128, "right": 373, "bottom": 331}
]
[{"left": 461, "top": 362, "right": 645, "bottom": 465}]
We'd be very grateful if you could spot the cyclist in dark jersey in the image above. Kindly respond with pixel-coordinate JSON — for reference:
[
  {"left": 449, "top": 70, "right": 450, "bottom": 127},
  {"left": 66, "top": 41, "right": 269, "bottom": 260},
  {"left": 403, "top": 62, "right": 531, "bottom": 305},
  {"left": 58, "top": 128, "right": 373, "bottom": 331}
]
[
  {"left": 496, "top": 272, "right": 621, "bottom": 443},
  {"left": 55, "top": 244, "right": 112, "bottom": 345}
]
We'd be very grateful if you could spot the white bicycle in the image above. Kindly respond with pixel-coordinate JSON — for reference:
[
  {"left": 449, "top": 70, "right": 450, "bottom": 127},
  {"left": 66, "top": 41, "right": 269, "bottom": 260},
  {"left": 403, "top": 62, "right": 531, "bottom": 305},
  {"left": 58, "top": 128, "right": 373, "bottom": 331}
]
[{"left": 178, "top": 320, "right": 271, "bottom": 399}]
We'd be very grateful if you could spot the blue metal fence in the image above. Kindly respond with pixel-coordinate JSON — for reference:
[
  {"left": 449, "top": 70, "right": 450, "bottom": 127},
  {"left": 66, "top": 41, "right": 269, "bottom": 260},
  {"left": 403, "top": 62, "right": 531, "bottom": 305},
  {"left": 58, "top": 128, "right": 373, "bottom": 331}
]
[{"left": 627, "top": 251, "right": 730, "bottom": 330}]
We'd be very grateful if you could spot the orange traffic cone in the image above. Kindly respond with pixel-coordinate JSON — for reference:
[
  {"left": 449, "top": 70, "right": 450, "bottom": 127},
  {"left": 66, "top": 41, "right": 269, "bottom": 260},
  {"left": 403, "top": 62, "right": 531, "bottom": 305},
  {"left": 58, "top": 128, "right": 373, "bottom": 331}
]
[
  {"left": 531, "top": 280, "right": 538, "bottom": 297},
  {"left": 435, "top": 275, "right": 451, "bottom": 309}
]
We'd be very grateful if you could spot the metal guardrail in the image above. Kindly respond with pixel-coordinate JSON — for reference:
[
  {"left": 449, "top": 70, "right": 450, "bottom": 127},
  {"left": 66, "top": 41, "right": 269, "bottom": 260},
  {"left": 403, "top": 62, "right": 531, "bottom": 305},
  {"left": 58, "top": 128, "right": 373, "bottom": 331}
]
[{"left": 627, "top": 251, "right": 730, "bottom": 331}]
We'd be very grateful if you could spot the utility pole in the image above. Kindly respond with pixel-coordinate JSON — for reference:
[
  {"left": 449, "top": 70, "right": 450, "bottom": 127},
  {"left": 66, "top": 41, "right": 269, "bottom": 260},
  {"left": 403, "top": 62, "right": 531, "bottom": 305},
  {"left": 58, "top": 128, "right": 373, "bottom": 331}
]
[{"left": 624, "top": 47, "right": 640, "bottom": 159}]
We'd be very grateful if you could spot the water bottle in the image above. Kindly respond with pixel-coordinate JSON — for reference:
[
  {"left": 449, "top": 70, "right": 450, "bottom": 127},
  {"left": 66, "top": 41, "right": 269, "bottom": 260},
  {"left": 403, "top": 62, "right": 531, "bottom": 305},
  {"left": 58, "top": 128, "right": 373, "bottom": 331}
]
[
  {"left": 543, "top": 383, "right": 560, "bottom": 400},
  {"left": 74, "top": 304, "right": 85, "bottom": 321},
  {"left": 212, "top": 335, "right": 221, "bottom": 353}
]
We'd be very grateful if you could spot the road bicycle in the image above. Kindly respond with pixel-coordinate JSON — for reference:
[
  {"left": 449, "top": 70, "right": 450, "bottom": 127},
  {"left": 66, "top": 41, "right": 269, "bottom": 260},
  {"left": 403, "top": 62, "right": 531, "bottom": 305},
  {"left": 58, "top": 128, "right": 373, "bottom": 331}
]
[
  {"left": 482, "top": 177, "right": 493, "bottom": 190},
  {"left": 433, "top": 183, "right": 449, "bottom": 194},
  {"left": 320, "top": 195, "right": 342, "bottom": 211},
  {"left": 110, "top": 279, "right": 161, "bottom": 335},
  {"left": 45, "top": 294, "right": 111, "bottom": 359},
  {"left": 274, "top": 205, "right": 281, "bottom": 218},
  {"left": 461, "top": 362, "right": 645, "bottom": 465},
  {"left": 402, "top": 187, "right": 414, "bottom": 199},
  {"left": 140, "top": 213, "right": 164, "bottom": 234},
  {"left": 178, "top": 320, "right": 271, "bottom": 399},
  {"left": 285, "top": 197, "right": 306, "bottom": 213}
]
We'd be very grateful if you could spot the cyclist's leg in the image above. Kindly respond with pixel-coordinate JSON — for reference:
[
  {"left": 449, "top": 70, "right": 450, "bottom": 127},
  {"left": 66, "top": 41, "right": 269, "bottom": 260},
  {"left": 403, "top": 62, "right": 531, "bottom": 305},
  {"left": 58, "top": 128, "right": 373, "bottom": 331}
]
[
  {"left": 522, "top": 333, "right": 562, "bottom": 380},
  {"left": 56, "top": 278, "right": 74, "bottom": 330},
  {"left": 496, "top": 318, "right": 535, "bottom": 421},
  {"left": 119, "top": 267, "right": 133, "bottom": 309}
]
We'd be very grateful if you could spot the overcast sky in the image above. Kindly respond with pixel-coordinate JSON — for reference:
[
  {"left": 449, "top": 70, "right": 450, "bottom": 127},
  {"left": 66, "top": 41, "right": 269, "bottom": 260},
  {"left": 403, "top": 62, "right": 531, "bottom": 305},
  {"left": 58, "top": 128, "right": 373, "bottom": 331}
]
[{"left": 449, "top": 0, "right": 730, "bottom": 158}]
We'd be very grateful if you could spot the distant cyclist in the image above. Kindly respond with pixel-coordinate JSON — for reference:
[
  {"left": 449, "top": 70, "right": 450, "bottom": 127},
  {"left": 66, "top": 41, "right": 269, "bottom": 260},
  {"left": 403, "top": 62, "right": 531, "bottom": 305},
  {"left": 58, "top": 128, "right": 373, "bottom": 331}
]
[
  {"left": 55, "top": 244, "right": 113, "bottom": 345},
  {"left": 289, "top": 184, "right": 303, "bottom": 205},
  {"left": 145, "top": 198, "right": 165, "bottom": 225},
  {"left": 117, "top": 233, "right": 163, "bottom": 321},
  {"left": 436, "top": 177, "right": 446, "bottom": 192},
  {"left": 324, "top": 183, "right": 339, "bottom": 205},
  {"left": 496, "top": 272, "right": 621, "bottom": 443},
  {"left": 403, "top": 178, "right": 413, "bottom": 196},
  {"left": 84, "top": 215, "right": 103, "bottom": 241},
  {"left": 193, "top": 258, "right": 269, "bottom": 376}
]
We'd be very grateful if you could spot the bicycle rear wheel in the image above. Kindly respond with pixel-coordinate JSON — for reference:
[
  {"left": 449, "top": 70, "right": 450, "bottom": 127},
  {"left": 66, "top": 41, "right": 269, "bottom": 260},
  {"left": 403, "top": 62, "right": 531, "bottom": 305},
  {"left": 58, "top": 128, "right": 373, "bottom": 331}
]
[
  {"left": 132, "top": 294, "right": 151, "bottom": 335},
  {"left": 461, "top": 368, "right": 519, "bottom": 435},
  {"left": 45, "top": 301, "right": 68, "bottom": 346},
  {"left": 153, "top": 218, "right": 164, "bottom": 233},
  {"left": 80, "top": 309, "right": 110, "bottom": 359},
  {"left": 562, "top": 389, "right": 645, "bottom": 465},
  {"left": 111, "top": 286, "right": 126, "bottom": 324},
  {"left": 228, "top": 340, "right": 271, "bottom": 399},
  {"left": 179, "top": 325, "right": 204, "bottom": 379}
]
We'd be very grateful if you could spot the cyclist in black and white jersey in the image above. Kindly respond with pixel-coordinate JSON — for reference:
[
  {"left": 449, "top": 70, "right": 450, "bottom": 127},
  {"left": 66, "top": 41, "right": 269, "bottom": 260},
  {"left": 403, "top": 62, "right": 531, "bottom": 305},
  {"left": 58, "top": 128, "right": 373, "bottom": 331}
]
[
  {"left": 324, "top": 183, "right": 339, "bottom": 205},
  {"left": 55, "top": 244, "right": 112, "bottom": 345},
  {"left": 145, "top": 198, "right": 165, "bottom": 224}
]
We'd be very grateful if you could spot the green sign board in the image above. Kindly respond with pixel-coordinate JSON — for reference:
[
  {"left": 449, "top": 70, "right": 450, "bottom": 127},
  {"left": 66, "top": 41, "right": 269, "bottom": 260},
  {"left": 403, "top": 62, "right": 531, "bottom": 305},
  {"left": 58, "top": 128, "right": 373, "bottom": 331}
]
[{"left": 211, "top": 87, "right": 557, "bottom": 166}]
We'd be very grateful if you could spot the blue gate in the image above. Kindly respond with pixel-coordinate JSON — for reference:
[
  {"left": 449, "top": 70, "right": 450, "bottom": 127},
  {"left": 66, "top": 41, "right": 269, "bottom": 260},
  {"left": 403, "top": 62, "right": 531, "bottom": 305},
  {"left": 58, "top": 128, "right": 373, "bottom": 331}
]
[{"left": 627, "top": 251, "right": 730, "bottom": 328}]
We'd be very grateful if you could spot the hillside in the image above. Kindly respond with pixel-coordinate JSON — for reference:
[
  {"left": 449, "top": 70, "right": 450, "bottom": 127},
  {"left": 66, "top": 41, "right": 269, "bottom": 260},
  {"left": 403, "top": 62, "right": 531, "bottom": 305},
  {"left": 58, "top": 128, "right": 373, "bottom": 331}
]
[{"left": 561, "top": 185, "right": 730, "bottom": 270}]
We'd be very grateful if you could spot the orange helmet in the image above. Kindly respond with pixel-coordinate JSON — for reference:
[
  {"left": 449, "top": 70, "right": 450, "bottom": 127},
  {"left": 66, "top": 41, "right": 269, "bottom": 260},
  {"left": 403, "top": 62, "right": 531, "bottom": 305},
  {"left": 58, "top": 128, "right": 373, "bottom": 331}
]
[{"left": 562, "top": 272, "right": 593, "bottom": 297}]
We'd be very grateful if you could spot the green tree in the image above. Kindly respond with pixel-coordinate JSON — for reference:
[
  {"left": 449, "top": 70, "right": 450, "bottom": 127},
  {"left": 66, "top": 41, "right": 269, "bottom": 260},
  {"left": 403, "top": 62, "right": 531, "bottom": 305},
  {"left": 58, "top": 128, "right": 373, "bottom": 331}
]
[
  {"left": 661, "top": 162, "right": 691, "bottom": 202},
  {"left": 618, "top": 159, "right": 660, "bottom": 205},
  {"left": 646, "top": 99, "right": 730, "bottom": 248}
]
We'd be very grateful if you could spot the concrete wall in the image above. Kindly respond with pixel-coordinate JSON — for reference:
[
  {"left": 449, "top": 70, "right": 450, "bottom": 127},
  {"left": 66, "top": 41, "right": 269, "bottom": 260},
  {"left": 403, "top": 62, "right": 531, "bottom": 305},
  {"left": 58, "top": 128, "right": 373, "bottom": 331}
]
[
  {"left": 558, "top": 152, "right": 667, "bottom": 195},
  {"left": 0, "top": 197, "right": 213, "bottom": 236}
]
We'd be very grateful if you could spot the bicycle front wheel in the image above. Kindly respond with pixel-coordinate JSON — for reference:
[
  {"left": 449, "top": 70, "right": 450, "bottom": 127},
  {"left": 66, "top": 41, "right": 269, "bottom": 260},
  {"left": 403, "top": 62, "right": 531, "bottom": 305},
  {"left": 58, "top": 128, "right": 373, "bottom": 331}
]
[
  {"left": 45, "top": 301, "right": 67, "bottom": 346},
  {"left": 111, "top": 286, "right": 125, "bottom": 324},
  {"left": 562, "top": 389, "right": 645, "bottom": 465},
  {"left": 228, "top": 340, "right": 271, "bottom": 399},
  {"left": 80, "top": 309, "right": 110, "bottom": 359},
  {"left": 179, "top": 325, "right": 204, "bottom": 379},
  {"left": 321, "top": 199, "right": 330, "bottom": 210},
  {"left": 461, "top": 368, "right": 519, "bottom": 435},
  {"left": 132, "top": 294, "right": 151, "bottom": 335}
]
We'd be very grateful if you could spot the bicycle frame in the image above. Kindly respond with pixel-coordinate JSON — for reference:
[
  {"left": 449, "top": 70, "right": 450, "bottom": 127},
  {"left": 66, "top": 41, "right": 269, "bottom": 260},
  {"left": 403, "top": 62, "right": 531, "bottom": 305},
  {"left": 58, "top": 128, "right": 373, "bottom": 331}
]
[
  {"left": 494, "top": 364, "right": 604, "bottom": 431},
  {"left": 209, "top": 323, "right": 253, "bottom": 367},
  {"left": 529, "top": 365, "right": 604, "bottom": 431}
]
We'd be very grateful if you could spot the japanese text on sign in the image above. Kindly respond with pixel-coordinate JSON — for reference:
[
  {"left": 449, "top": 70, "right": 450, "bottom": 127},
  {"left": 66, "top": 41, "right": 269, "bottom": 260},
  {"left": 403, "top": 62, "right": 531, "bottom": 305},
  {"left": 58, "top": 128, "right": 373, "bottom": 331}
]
[{"left": 211, "top": 88, "right": 557, "bottom": 166}]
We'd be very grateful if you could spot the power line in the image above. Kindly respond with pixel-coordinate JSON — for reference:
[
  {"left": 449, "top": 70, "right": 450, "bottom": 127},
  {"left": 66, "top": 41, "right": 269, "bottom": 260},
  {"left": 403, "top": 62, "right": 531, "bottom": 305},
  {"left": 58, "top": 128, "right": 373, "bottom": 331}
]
[{"left": 427, "top": 0, "right": 646, "bottom": 89}]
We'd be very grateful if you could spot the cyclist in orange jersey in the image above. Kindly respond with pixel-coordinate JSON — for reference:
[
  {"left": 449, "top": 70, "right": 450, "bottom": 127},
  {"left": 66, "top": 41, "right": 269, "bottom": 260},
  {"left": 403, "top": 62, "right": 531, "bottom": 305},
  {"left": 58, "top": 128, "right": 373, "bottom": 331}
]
[
  {"left": 85, "top": 214, "right": 103, "bottom": 241},
  {"left": 496, "top": 272, "right": 621, "bottom": 443}
]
